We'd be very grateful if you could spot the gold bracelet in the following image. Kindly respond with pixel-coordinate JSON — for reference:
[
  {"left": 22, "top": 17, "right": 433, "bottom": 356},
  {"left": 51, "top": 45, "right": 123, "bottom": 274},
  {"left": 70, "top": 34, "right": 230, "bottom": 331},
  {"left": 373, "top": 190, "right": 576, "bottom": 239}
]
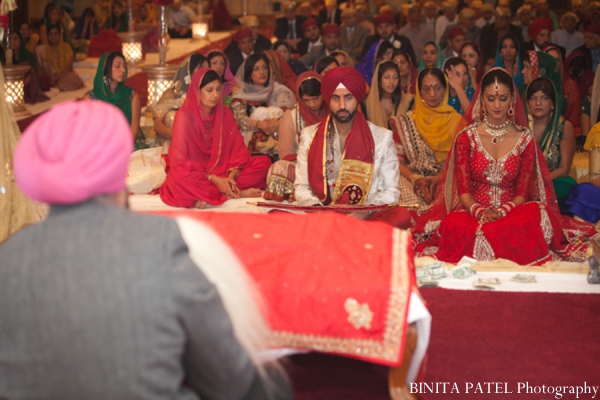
[{"left": 410, "top": 174, "right": 423, "bottom": 185}]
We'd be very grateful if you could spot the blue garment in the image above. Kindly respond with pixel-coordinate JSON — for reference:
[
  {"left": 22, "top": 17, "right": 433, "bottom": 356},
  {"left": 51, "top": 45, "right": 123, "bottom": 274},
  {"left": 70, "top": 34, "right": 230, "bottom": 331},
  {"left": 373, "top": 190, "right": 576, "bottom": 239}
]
[
  {"left": 288, "top": 59, "right": 308, "bottom": 76},
  {"left": 417, "top": 41, "right": 444, "bottom": 71},
  {"left": 591, "top": 49, "right": 600, "bottom": 72},
  {"left": 355, "top": 40, "right": 380, "bottom": 85},
  {"left": 494, "top": 40, "right": 523, "bottom": 86},
  {"left": 560, "top": 182, "right": 600, "bottom": 223},
  {"left": 447, "top": 86, "right": 474, "bottom": 114}
]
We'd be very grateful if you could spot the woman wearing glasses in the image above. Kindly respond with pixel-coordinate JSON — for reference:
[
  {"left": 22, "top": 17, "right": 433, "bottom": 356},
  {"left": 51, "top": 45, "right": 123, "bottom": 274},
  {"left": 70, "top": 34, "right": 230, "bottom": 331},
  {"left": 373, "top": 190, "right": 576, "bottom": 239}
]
[{"left": 388, "top": 68, "right": 465, "bottom": 211}]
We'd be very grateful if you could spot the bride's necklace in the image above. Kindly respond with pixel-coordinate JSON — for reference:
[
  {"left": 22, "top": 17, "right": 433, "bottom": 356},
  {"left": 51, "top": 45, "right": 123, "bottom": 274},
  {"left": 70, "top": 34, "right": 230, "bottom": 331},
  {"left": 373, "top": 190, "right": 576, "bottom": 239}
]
[{"left": 483, "top": 117, "right": 511, "bottom": 144}]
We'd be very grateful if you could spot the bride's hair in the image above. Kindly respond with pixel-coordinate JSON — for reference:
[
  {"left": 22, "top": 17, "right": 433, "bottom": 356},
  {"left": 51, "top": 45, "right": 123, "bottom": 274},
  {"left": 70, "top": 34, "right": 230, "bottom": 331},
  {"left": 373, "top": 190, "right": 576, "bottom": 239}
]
[{"left": 481, "top": 68, "right": 514, "bottom": 95}]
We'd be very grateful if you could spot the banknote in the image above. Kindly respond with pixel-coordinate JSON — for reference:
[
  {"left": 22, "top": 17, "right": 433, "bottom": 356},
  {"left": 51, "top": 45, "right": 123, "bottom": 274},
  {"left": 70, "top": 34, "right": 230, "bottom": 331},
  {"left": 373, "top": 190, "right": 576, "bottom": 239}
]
[
  {"left": 456, "top": 256, "right": 477, "bottom": 268},
  {"left": 416, "top": 268, "right": 430, "bottom": 283},
  {"left": 418, "top": 280, "right": 439, "bottom": 288},
  {"left": 510, "top": 274, "right": 537, "bottom": 283},
  {"left": 426, "top": 262, "right": 447, "bottom": 279},
  {"left": 476, "top": 277, "right": 501, "bottom": 285},
  {"left": 452, "top": 265, "right": 474, "bottom": 279},
  {"left": 472, "top": 282, "right": 495, "bottom": 290}
]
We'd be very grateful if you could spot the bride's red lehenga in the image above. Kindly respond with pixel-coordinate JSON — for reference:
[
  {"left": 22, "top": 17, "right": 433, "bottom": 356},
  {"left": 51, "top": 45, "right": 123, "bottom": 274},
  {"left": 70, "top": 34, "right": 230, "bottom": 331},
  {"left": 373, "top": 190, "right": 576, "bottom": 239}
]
[{"left": 412, "top": 68, "right": 597, "bottom": 266}]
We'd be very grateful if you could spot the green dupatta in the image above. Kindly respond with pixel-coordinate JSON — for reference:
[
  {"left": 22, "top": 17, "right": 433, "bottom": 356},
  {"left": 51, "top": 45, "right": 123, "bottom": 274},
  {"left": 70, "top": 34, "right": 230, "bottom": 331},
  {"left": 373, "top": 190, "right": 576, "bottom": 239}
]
[
  {"left": 526, "top": 76, "right": 576, "bottom": 202},
  {"left": 89, "top": 52, "right": 134, "bottom": 124},
  {"left": 14, "top": 33, "right": 38, "bottom": 74}
]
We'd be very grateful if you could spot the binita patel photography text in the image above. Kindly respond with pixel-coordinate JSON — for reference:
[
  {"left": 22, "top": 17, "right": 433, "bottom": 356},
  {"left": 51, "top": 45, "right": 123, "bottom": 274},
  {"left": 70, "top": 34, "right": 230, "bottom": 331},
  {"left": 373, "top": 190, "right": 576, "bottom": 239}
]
[{"left": 410, "top": 382, "right": 598, "bottom": 399}]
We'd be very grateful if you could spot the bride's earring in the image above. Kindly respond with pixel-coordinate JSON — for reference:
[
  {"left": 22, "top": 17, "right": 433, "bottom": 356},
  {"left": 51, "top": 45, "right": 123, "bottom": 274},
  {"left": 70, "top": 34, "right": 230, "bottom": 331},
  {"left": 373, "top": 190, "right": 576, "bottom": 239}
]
[{"left": 508, "top": 106, "right": 514, "bottom": 116}]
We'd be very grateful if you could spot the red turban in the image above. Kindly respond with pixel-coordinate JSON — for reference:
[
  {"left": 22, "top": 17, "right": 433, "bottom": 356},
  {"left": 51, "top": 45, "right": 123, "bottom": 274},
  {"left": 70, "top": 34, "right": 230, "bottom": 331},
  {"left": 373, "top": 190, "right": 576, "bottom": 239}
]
[
  {"left": 528, "top": 17, "right": 553, "bottom": 40},
  {"left": 322, "top": 23, "right": 341, "bottom": 36},
  {"left": 301, "top": 18, "right": 318, "bottom": 32},
  {"left": 321, "top": 66, "right": 367, "bottom": 104},
  {"left": 374, "top": 12, "right": 395, "bottom": 26},
  {"left": 585, "top": 24, "right": 600, "bottom": 36},
  {"left": 448, "top": 26, "right": 466, "bottom": 40},
  {"left": 233, "top": 28, "right": 253, "bottom": 42},
  {"left": 14, "top": 101, "right": 133, "bottom": 204}
]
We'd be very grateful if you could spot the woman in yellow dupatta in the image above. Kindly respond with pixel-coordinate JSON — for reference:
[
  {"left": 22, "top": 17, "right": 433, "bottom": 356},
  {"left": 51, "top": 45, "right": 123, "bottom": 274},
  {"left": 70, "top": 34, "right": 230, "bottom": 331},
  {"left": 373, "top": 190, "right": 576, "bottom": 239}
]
[
  {"left": 364, "top": 60, "right": 413, "bottom": 129},
  {"left": 388, "top": 67, "right": 465, "bottom": 211},
  {"left": 36, "top": 25, "right": 84, "bottom": 92}
]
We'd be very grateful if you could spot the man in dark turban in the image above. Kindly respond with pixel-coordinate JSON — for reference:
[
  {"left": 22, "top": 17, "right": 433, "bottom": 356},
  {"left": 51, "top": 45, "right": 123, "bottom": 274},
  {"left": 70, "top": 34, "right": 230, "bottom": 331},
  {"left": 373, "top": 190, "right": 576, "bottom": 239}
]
[
  {"left": 297, "top": 17, "right": 322, "bottom": 56},
  {"left": 523, "top": 17, "right": 566, "bottom": 56},
  {"left": 299, "top": 23, "right": 342, "bottom": 69},
  {"left": 360, "top": 11, "right": 417, "bottom": 64},
  {"left": 226, "top": 27, "right": 255, "bottom": 75},
  {"left": 294, "top": 67, "right": 411, "bottom": 228}
]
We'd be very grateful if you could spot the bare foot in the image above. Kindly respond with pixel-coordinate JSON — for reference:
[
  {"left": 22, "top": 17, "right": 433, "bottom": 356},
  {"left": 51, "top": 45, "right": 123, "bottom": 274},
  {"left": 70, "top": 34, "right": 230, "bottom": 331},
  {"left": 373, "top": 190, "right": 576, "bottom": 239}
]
[
  {"left": 239, "top": 188, "right": 262, "bottom": 198},
  {"left": 194, "top": 200, "right": 206, "bottom": 209}
]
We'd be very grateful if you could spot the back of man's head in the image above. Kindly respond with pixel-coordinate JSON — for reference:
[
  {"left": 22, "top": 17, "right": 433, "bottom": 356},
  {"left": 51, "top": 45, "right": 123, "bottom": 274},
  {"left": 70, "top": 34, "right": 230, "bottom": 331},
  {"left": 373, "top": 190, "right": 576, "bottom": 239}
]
[{"left": 14, "top": 100, "right": 132, "bottom": 205}]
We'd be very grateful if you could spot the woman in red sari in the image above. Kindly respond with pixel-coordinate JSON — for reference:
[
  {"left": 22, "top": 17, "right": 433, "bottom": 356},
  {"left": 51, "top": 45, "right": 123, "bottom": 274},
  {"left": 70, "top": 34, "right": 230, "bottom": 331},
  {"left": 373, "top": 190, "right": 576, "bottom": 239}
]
[
  {"left": 160, "top": 69, "right": 271, "bottom": 208},
  {"left": 412, "top": 68, "right": 596, "bottom": 265}
]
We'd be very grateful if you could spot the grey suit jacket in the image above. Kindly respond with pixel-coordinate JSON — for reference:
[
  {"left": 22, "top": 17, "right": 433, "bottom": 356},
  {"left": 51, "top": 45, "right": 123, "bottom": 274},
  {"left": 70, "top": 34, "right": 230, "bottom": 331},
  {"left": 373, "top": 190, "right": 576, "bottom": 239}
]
[
  {"left": 340, "top": 24, "right": 371, "bottom": 61},
  {"left": 299, "top": 45, "right": 328, "bottom": 70},
  {"left": 0, "top": 202, "right": 285, "bottom": 400}
]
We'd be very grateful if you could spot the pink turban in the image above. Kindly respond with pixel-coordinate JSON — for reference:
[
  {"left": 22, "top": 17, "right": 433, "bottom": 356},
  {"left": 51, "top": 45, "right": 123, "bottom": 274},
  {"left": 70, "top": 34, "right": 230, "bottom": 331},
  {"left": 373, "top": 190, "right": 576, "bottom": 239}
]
[
  {"left": 528, "top": 17, "right": 553, "bottom": 40},
  {"left": 301, "top": 18, "right": 318, "bottom": 32},
  {"left": 321, "top": 66, "right": 367, "bottom": 104},
  {"left": 233, "top": 28, "right": 253, "bottom": 42},
  {"left": 448, "top": 26, "right": 466, "bottom": 40},
  {"left": 322, "top": 23, "right": 341, "bottom": 36},
  {"left": 374, "top": 11, "right": 395, "bottom": 26},
  {"left": 14, "top": 101, "right": 133, "bottom": 204}
]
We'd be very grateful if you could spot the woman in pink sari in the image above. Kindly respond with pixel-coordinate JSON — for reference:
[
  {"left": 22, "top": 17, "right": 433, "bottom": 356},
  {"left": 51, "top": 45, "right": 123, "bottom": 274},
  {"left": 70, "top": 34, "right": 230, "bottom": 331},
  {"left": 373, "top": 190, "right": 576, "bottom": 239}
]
[
  {"left": 206, "top": 50, "right": 236, "bottom": 104},
  {"left": 412, "top": 68, "right": 596, "bottom": 265},
  {"left": 160, "top": 69, "right": 271, "bottom": 208}
]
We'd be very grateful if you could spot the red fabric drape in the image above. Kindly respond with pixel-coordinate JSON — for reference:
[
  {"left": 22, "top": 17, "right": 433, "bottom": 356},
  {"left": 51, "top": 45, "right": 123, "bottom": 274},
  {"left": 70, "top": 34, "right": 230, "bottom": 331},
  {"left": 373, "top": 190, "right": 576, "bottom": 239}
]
[
  {"left": 307, "top": 113, "right": 374, "bottom": 204},
  {"left": 87, "top": 29, "right": 122, "bottom": 58},
  {"left": 295, "top": 71, "right": 328, "bottom": 127},
  {"left": 159, "top": 68, "right": 270, "bottom": 207},
  {"left": 210, "top": 0, "right": 232, "bottom": 30}
]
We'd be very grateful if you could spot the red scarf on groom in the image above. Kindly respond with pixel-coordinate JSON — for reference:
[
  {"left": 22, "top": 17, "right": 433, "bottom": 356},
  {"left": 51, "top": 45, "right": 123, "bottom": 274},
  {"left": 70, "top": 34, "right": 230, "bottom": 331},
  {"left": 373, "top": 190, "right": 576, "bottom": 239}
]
[{"left": 307, "top": 67, "right": 374, "bottom": 205}]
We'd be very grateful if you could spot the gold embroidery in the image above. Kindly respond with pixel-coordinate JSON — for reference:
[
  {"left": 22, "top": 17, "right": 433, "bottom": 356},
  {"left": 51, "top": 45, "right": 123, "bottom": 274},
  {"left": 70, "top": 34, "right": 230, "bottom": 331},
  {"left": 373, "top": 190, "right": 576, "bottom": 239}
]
[
  {"left": 538, "top": 203, "right": 553, "bottom": 244},
  {"left": 344, "top": 298, "right": 374, "bottom": 330},
  {"left": 268, "top": 230, "right": 411, "bottom": 364},
  {"left": 331, "top": 159, "right": 374, "bottom": 205},
  {"left": 473, "top": 227, "right": 495, "bottom": 261}
]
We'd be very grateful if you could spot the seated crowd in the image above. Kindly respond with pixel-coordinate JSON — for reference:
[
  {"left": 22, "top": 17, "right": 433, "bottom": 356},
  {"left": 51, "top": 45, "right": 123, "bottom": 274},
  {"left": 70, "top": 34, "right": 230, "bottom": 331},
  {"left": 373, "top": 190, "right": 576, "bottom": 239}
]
[
  {"left": 2, "top": 1, "right": 600, "bottom": 398},
  {"left": 3, "top": 0, "right": 600, "bottom": 265}
]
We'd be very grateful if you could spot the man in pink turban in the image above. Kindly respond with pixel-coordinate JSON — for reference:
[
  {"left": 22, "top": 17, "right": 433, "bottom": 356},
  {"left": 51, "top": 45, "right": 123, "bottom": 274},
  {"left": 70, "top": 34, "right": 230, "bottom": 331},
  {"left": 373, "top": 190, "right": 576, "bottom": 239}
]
[
  {"left": 524, "top": 17, "right": 566, "bottom": 56},
  {"left": 295, "top": 67, "right": 411, "bottom": 228},
  {"left": 4, "top": 100, "right": 292, "bottom": 399}
]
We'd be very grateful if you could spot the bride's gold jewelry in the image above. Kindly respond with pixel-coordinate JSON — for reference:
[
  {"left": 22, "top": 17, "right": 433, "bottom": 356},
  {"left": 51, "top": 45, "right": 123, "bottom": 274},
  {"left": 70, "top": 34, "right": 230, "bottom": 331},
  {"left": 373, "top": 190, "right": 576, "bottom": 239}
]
[{"left": 483, "top": 116, "right": 511, "bottom": 144}]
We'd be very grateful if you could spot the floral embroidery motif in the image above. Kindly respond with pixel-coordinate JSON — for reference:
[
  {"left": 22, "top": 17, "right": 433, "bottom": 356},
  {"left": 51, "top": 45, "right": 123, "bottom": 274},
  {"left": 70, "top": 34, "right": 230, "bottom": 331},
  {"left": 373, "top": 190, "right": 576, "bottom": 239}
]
[
  {"left": 345, "top": 298, "right": 374, "bottom": 330},
  {"left": 268, "top": 230, "right": 411, "bottom": 365}
]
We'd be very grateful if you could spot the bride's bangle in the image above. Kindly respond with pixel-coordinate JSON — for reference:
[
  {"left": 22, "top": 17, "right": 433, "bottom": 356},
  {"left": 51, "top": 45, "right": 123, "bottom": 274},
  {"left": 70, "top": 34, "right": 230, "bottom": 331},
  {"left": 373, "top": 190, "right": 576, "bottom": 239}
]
[
  {"left": 498, "top": 202, "right": 515, "bottom": 217},
  {"left": 470, "top": 203, "right": 485, "bottom": 220}
]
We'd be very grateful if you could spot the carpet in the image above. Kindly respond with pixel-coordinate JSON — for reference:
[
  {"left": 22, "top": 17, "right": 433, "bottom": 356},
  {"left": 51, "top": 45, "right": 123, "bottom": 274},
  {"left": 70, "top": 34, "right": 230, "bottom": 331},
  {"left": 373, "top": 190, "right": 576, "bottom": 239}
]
[{"left": 287, "top": 288, "right": 600, "bottom": 399}]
